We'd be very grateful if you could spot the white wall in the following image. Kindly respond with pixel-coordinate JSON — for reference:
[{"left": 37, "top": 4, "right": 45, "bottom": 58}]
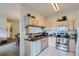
[
  {"left": 46, "top": 10, "right": 78, "bottom": 20},
  {"left": 0, "top": 16, "right": 7, "bottom": 28},
  {"left": 0, "top": 16, "right": 8, "bottom": 42},
  {"left": 12, "top": 20, "right": 19, "bottom": 38},
  {"left": 20, "top": 4, "right": 45, "bottom": 56}
]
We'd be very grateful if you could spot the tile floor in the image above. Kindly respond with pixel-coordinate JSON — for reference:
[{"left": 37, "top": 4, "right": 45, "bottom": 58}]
[
  {"left": 0, "top": 42, "right": 19, "bottom": 56},
  {"left": 39, "top": 47, "right": 75, "bottom": 56},
  {"left": 0, "top": 48, "right": 19, "bottom": 56}
]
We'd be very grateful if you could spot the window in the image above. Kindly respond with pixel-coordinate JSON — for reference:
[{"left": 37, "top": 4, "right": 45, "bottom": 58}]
[
  {"left": 57, "top": 26, "right": 69, "bottom": 32},
  {"left": 0, "top": 29, "right": 7, "bottom": 38}
]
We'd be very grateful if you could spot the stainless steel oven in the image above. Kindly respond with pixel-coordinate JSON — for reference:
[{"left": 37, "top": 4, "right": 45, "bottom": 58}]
[{"left": 56, "top": 33, "right": 69, "bottom": 52}]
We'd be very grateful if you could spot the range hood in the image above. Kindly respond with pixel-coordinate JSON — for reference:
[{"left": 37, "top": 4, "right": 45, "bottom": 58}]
[{"left": 57, "top": 16, "right": 67, "bottom": 22}]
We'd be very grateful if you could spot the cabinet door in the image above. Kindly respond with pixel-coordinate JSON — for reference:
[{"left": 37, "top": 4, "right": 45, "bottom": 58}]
[
  {"left": 38, "top": 19, "right": 44, "bottom": 26},
  {"left": 48, "top": 37, "right": 56, "bottom": 47},
  {"left": 29, "top": 17, "right": 34, "bottom": 25},
  {"left": 0, "top": 17, "right": 7, "bottom": 28},
  {"left": 48, "top": 37, "right": 52, "bottom": 46},
  {"left": 34, "top": 19, "right": 38, "bottom": 26},
  {"left": 38, "top": 19, "right": 41, "bottom": 26},
  {"left": 69, "top": 39, "right": 76, "bottom": 53},
  {"left": 41, "top": 38, "right": 48, "bottom": 50},
  {"left": 32, "top": 40, "right": 41, "bottom": 56},
  {"left": 51, "top": 37, "right": 56, "bottom": 47},
  {"left": 25, "top": 41, "right": 32, "bottom": 56},
  {"left": 68, "top": 19, "right": 73, "bottom": 30},
  {"left": 45, "top": 38, "right": 48, "bottom": 47}
]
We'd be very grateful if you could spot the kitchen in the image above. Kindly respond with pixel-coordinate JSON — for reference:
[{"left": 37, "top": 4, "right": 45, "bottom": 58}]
[{"left": 20, "top": 3, "right": 78, "bottom": 56}]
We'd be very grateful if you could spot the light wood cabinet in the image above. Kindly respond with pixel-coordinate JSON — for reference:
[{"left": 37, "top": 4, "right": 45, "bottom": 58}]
[
  {"left": 46, "top": 18, "right": 77, "bottom": 31},
  {"left": 33, "top": 19, "right": 38, "bottom": 25},
  {"left": 26, "top": 17, "right": 39, "bottom": 26},
  {"left": 28, "top": 17, "right": 34, "bottom": 25},
  {"left": 69, "top": 39, "right": 76, "bottom": 53},
  {"left": 45, "top": 20, "right": 50, "bottom": 29},
  {"left": 26, "top": 15, "right": 47, "bottom": 27},
  {"left": 68, "top": 19, "right": 77, "bottom": 31},
  {"left": 68, "top": 19, "right": 73, "bottom": 31},
  {"left": 42, "top": 20, "right": 46, "bottom": 27},
  {"left": 37, "top": 19, "right": 43, "bottom": 26}
]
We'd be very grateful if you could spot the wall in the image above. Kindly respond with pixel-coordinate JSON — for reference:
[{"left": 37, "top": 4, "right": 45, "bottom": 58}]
[
  {"left": 20, "top": 4, "right": 46, "bottom": 56},
  {"left": 0, "top": 16, "right": 8, "bottom": 42},
  {"left": 12, "top": 20, "right": 19, "bottom": 39},
  {"left": 7, "top": 20, "right": 12, "bottom": 38},
  {"left": 0, "top": 16, "right": 7, "bottom": 28}
]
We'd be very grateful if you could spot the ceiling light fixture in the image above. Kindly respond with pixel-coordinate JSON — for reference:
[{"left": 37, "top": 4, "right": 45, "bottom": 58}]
[
  {"left": 51, "top": 3, "right": 60, "bottom": 11},
  {"left": 51, "top": 3, "right": 57, "bottom": 11},
  {"left": 55, "top": 3, "right": 60, "bottom": 11}
]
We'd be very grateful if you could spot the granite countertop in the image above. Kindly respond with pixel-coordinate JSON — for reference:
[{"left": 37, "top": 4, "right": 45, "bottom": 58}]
[{"left": 24, "top": 36, "right": 48, "bottom": 41}]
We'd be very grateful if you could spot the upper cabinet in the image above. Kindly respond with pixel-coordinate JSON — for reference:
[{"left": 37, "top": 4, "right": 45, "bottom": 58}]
[
  {"left": 26, "top": 13, "right": 77, "bottom": 31},
  {"left": 45, "top": 20, "right": 50, "bottom": 29},
  {"left": 33, "top": 19, "right": 38, "bottom": 26},
  {"left": 68, "top": 18, "right": 77, "bottom": 31},
  {"left": 68, "top": 19, "right": 73, "bottom": 31},
  {"left": 26, "top": 14, "right": 39, "bottom": 26},
  {"left": 0, "top": 16, "right": 7, "bottom": 29},
  {"left": 26, "top": 13, "right": 46, "bottom": 27},
  {"left": 46, "top": 17, "right": 77, "bottom": 31},
  {"left": 57, "top": 21, "right": 68, "bottom": 26},
  {"left": 29, "top": 17, "right": 34, "bottom": 25},
  {"left": 37, "top": 19, "right": 46, "bottom": 27}
]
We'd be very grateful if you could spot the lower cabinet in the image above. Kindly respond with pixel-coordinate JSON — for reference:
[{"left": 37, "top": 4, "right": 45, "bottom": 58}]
[
  {"left": 48, "top": 36, "right": 56, "bottom": 47},
  {"left": 69, "top": 39, "right": 76, "bottom": 53},
  {"left": 25, "top": 38, "right": 48, "bottom": 56},
  {"left": 48, "top": 37, "right": 52, "bottom": 46},
  {"left": 25, "top": 40, "right": 41, "bottom": 56},
  {"left": 32, "top": 40, "right": 41, "bottom": 56},
  {"left": 41, "top": 37, "right": 48, "bottom": 51}
]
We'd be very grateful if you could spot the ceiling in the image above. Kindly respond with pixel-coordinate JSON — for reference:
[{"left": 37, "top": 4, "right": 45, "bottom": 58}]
[
  {"left": 0, "top": 3, "right": 21, "bottom": 20},
  {"left": 0, "top": 3, "right": 79, "bottom": 20},
  {"left": 23, "top": 3, "right": 79, "bottom": 18}
]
